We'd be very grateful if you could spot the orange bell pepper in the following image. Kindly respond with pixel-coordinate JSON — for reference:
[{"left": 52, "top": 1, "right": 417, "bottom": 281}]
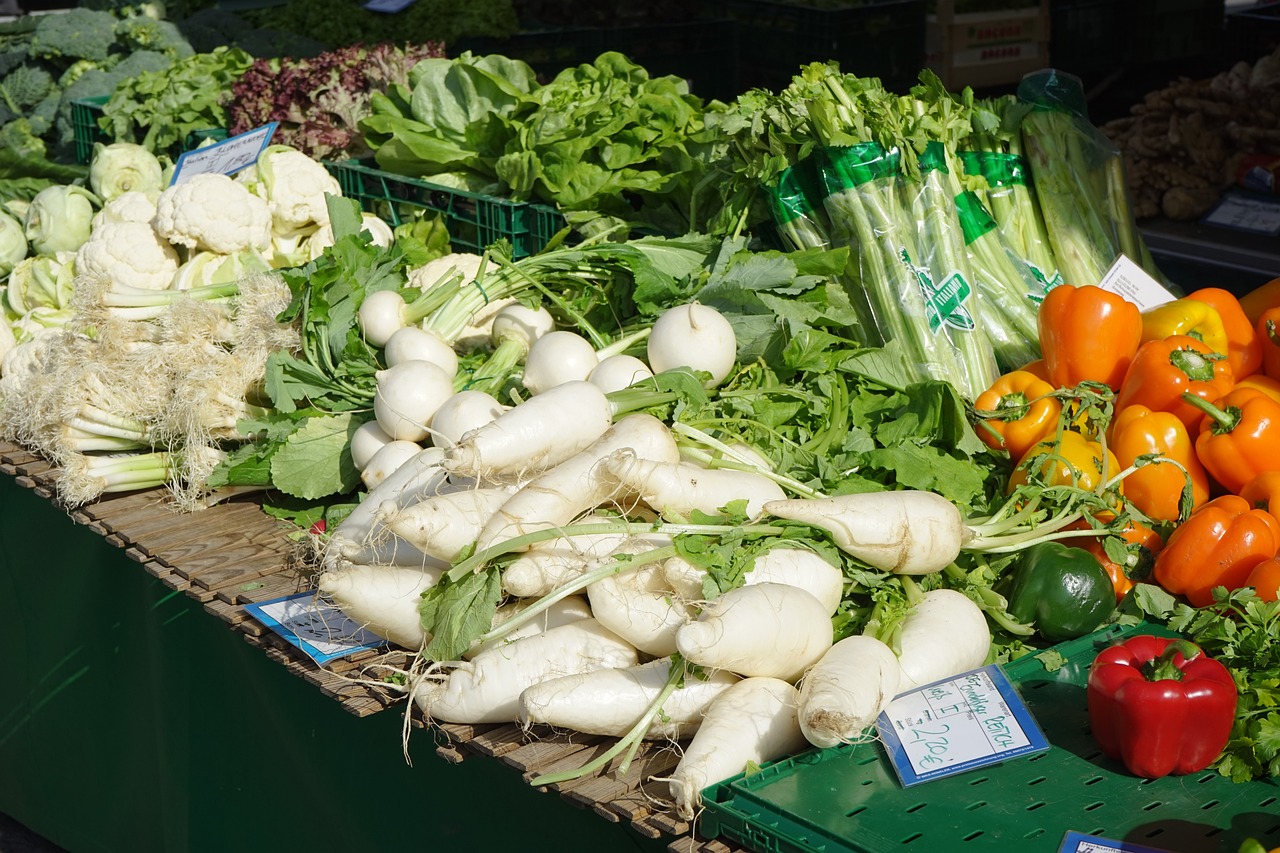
[
  {"left": 1109, "top": 405, "right": 1208, "bottom": 522},
  {"left": 1064, "top": 519, "right": 1164, "bottom": 603},
  {"left": 1256, "top": 305, "right": 1280, "bottom": 380},
  {"left": 1113, "top": 335, "right": 1235, "bottom": 432},
  {"left": 1234, "top": 372, "right": 1280, "bottom": 405},
  {"left": 1187, "top": 287, "right": 1262, "bottom": 379},
  {"left": 1238, "top": 275, "right": 1280, "bottom": 326},
  {"left": 1245, "top": 557, "right": 1280, "bottom": 601},
  {"left": 1007, "top": 429, "right": 1122, "bottom": 498},
  {"left": 1140, "top": 297, "right": 1229, "bottom": 355},
  {"left": 1240, "top": 470, "right": 1280, "bottom": 525},
  {"left": 1186, "top": 386, "right": 1280, "bottom": 495},
  {"left": 1017, "top": 358, "right": 1051, "bottom": 383},
  {"left": 1152, "top": 494, "right": 1280, "bottom": 607},
  {"left": 972, "top": 371, "right": 1062, "bottom": 460},
  {"left": 1038, "top": 284, "right": 1143, "bottom": 390}
]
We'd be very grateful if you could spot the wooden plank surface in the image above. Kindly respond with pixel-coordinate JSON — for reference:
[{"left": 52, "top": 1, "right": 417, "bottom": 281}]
[{"left": 0, "top": 440, "right": 749, "bottom": 853}]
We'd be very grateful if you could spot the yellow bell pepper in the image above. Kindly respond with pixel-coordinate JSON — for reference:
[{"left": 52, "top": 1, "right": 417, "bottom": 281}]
[
  {"left": 1007, "top": 430, "right": 1123, "bottom": 496},
  {"left": 1140, "top": 298, "right": 1229, "bottom": 355}
]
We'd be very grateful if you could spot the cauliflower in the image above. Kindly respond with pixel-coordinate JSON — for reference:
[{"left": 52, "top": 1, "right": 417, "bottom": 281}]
[
  {"left": 305, "top": 212, "right": 395, "bottom": 260},
  {"left": 405, "top": 252, "right": 485, "bottom": 290},
  {"left": 91, "top": 191, "right": 158, "bottom": 229},
  {"left": 152, "top": 173, "right": 271, "bottom": 254},
  {"left": 76, "top": 221, "right": 180, "bottom": 292},
  {"left": 239, "top": 145, "right": 342, "bottom": 235}
]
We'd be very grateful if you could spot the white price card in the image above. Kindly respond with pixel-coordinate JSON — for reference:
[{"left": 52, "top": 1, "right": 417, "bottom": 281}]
[
  {"left": 875, "top": 664, "right": 1050, "bottom": 787},
  {"left": 244, "top": 591, "right": 384, "bottom": 666},
  {"left": 1202, "top": 191, "right": 1280, "bottom": 237},
  {"left": 1058, "top": 831, "right": 1175, "bottom": 853},
  {"left": 169, "top": 122, "right": 278, "bottom": 185},
  {"left": 1097, "top": 254, "right": 1179, "bottom": 312}
]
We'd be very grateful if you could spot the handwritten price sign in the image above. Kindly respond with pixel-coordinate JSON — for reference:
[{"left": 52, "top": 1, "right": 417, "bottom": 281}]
[{"left": 876, "top": 664, "right": 1049, "bottom": 786}]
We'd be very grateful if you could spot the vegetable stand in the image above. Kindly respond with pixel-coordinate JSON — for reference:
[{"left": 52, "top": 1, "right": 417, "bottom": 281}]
[{"left": 0, "top": 443, "right": 724, "bottom": 853}]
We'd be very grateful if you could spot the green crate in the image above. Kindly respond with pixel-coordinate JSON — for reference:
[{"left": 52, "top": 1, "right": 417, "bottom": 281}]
[
  {"left": 324, "top": 159, "right": 551, "bottom": 258},
  {"left": 531, "top": 202, "right": 570, "bottom": 250},
  {"left": 71, "top": 95, "right": 229, "bottom": 166},
  {"left": 725, "top": 0, "right": 926, "bottom": 94},
  {"left": 701, "top": 622, "right": 1280, "bottom": 853}
]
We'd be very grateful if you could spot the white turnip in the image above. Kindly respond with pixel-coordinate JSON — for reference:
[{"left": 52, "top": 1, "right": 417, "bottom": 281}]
[
  {"left": 587, "top": 354, "right": 653, "bottom": 394},
  {"left": 383, "top": 325, "right": 459, "bottom": 376},
  {"left": 428, "top": 389, "right": 508, "bottom": 449},
  {"left": 521, "top": 329, "right": 599, "bottom": 395},
  {"left": 360, "top": 440, "right": 422, "bottom": 491},
  {"left": 373, "top": 359, "right": 455, "bottom": 442},
  {"left": 349, "top": 419, "right": 395, "bottom": 472},
  {"left": 647, "top": 302, "right": 736, "bottom": 385}
]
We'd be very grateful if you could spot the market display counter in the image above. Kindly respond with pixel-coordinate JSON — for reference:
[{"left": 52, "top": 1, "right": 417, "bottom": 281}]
[{"left": 0, "top": 442, "right": 738, "bottom": 853}]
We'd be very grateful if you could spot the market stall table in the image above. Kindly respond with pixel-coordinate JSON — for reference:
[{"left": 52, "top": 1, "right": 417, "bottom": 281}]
[{"left": 0, "top": 440, "right": 743, "bottom": 853}]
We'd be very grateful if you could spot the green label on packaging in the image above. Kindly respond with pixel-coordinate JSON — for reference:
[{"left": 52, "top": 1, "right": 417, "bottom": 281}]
[
  {"left": 1026, "top": 265, "right": 1064, "bottom": 304},
  {"left": 984, "top": 152, "right": 1028, "bottom": 187},
  {"left": 768, "top": 164, "right": 815, "bottom": 225},
  {"left": 956, "top": 190, "right": 997, "bottom": 246},
  {"left": 900, "top": 249, "right": 974, "bottom": 333},
  {"left": 917, "top": 141, "right": 949, "bottom": 176},
  {"left": 824, "top": 142, "right": 900, "bottom": 191}
]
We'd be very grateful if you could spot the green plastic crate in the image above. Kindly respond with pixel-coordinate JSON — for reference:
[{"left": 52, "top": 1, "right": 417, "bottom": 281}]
[
  {"left": 725, "top": 0, "right": 926, "bottom": 94},
  {"left": 700, "top": 622, "right": 1280, "bottom": 853},
  {"left": 71, "top": 95, "right": 229, "bottom": 166},
  {"left": 324, "top": 159, "right": 552, "bottom": 258}
]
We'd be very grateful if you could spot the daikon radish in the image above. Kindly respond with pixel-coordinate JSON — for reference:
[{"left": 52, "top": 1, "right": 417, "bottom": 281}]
[
  {"left": 318, "top": 561, "right": 442, "bottom": 650},
  {"left": 604, "top": 453, "right": 786, "bottom": 520},
  {"left": 896, "top": 589, "right": 991, "bottom": 691},
  {"left": 797, "top": 635, "right": 900, "bottom": 748},
  {"left": 587, "top": 562, "right": 694, "bottom": 656}
]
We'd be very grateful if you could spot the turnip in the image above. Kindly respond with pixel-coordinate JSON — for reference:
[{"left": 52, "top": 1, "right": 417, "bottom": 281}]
[
  {"left": 647, "top": 302, "right": 736, "bottom": 386},
  {"left": 463, "top": 595, "right": 593, "bottom": 660},
  {"left": 358, "top": 289, "right": 414, "bottom": 347},
  {"left": 326, "top": 447, "right": 447, "bottom": 569},
  {"left": 895, "top": 588, "right": 992, "bottom": 692},
  {"left": 428, "top": 389, "right": 507, "bottom": 449},
  {"left": 412, "top": 618, "right": 639, "bottom": 724},
  {"left": 762, "top": 490, "right": 968, "bottom": 574},
  {"left": 373, "top": 359, "right": 455, "bottom": 442},
  {"left": 667, "top": 677, "right": 807, "bottom": 820},
  {"left": 664, "top": 546, "right": 845, "bottom": 615},
  {"left": 521, "top": 329, "right": 599, "bottom": 395},
  {"left": 675, "top": 582, "right": 833, "bottom": 681},
  {"left": 587, "top": 354, "right": 653, "bottom": 394},
  {"left": 473, "top": 412, "right": 678, "bottom": 553},
  {"left": 349, "top": 419, "right": 395, "bottom": 471},
  {"left": 587, "top": 562, "right": 694, "bottom": 657},
  {"left": 378, "top": 486, "right": 514, "bottom": 562},
  {"left": 797, "top": 635, "right": 900, "bottom": 748},
  {"left": 518, "top": 657, "right": 739, "bottom": 739},
  {"left": 360, "top": 440, "right": 422, "bottom": 490},
  {"left": 318, "top": 561, "right": 443, "bottom": 650},
  {"left": 383, "top": 325, "right": 459, "bottom": 376},
  {"left": 604, "top": 453, "right": 787, "bottom": 520},
  {"left": 443, "top": 380, "right": 613, "bottom": 481}
]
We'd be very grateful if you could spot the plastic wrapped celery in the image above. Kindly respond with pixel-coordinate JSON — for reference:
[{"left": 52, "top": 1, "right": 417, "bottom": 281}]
[{"left": 1015, "top": 69, "right": 1163, "bottom": 288}]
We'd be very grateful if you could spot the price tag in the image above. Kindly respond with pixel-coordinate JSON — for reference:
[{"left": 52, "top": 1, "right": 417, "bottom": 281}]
[
  {"left": 1202, "top": 191, "right": 1280, "bottom": 236},
  {"left": 169, "top": 122, "right": 278, "bottom": 185},
  {"left": 1058, "top": 831, "right": 1175, "bottom": 853},
  {"left": 875, "top": 664, "right": 1050, "bottom": 787},
  {"left": 244, "top": 591, "right": 385, "bottom": 666},
  {"left": 1097, "top": 253, "right": 1179, "bottom": 312},
  {"left": 363, "top": 0, "right": 417, "bottom": 11}
]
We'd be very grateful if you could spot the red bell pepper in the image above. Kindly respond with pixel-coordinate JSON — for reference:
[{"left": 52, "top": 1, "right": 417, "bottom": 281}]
[{"left": 1087, "top": 634, "right": 1237, "bottom": 778}]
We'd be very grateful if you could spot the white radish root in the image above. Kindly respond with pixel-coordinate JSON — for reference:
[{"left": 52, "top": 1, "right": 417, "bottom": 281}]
[
  {"left": 501, "top": 526, "right": 672, "bottom": 598},
  {"left": 587, "top": 562, "right": 694, "bottom": 657},
  {"left": 464, "top": 595, "right": 594, "bottom": 660},
  {"left": 318, "top": 561, "right": 443, "bottom": 650},
  {"left": 379, "top": 486, "right": 513, "bottom": 562},
  {"left": 675, "top": 582, "right": 833, "bottom": 681},
  {"left": 668, "top": 676, "right": 806, "bottom": 820},
  {"left": 896, "top": 589, "right": 992, "bottom": 692},
  {"left": 664, "top": 547, "right": 845, "bottom": 615},
  {"left": 604, "top": 453, "right": 786, "bottom": 520},
  {"left": 797, "top": 635, "right": 900, "bottom": 749}
]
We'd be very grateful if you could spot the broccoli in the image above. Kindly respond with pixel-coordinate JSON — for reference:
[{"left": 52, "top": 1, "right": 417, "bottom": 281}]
[
  {"left": 57, "top": 59, "right": 106, "bottom": 89},
  {"left": 0, "top": 65, "right": 55, "bottom": 114},
  {"left": 27, "top": 89, "right": 62, "bottom": 139},
  {"left": 0, "top": 119, "right": 48, "bottom": 161},
  {"left": 113, "top": 16, "right": 195, "bottom": 60},
  {"left": 28, "top": 8, "right": 119, "bottom": 64},
  {"left": 112, "top": 49, "right": 175, "bottom": 80},
  {"left": 0, "top": 44, "right": 28, "bottom": 80}
]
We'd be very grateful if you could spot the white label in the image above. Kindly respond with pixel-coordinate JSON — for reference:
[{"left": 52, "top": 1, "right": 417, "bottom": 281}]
[
  {"left": 169, "top": 122, "right": 278, "bottom": 185},
  {"left": 363, "top": 0, "right": 417, "bottom": 11},
  {"left": 1097, "top": 253, "right": 1178, "bottom": 312},
  {"left": 1203, "top": 192, "right": 1280, "bottom": 236},
  {"left": 1059, "top": 830, "right": 1176, "bottom": 853},
  {"left": 876, "top": 664, "right": 1049, "bottom": 786},
  {"left": 244, "top": 591, "right": 384, "bottom": 665}
]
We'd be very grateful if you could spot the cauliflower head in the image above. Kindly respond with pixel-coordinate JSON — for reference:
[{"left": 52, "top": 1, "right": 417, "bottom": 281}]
[
  {"left": 76, "top": 221, "right": 180, "bottom": 292},
  {"left": 153, "top": 173, "right": 271, "bottom": 254},
  {"left": 240, "top": 145, "right": 342, "bottom": 235},
  {"left": 91, "top": 191, "right": 158, "bottom": 229}
]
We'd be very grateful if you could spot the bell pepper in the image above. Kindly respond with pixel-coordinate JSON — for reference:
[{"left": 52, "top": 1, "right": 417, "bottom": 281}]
[
  {"left": 1007, "top": 429, "right": 1122, "bottom": 499},
  {"left": 1108, "top": 405, "right": 1208, "bottom": 522},
  {"left": 1038, "top": 284, "right": 1143, "bottom": 390},
  {"left": 1256, "top": 305, "right": 1280, "bottom": 380},
  {"left": 1140, "top": 297, "right": 1229, "bottom": 355},
  {"left": 1245, "top": 557, "right": 1280, "bottom": 601},
  {"left": 1087, "top": 634, "right": 1236, "bottom": 778},
  {"left": 1234, "top": 372, "right": 1280, "bottom": 405},
  {"left": 1064, "top": 520, "right": 1164, "bottom": 602},
  {"left": 1113, "top": 335, "right": 1235, "bottom": 432},
  {"left": 1017, "top": 358, "right": 1051, "bottom": 383},
  {"left": 1152, "top": 494, "right": 1280, "bottom": 607},
  {"left": 972, "top": 370, "right": 1062, "bottom": 460},
  {"left": 1187, "top": 287, "right": 1262, "bottom": 379},
  {"left": 1239, "top": 275, "right": 1280, "bottom": 325},
  {"left": 1240, "top": 470, "right": 1280, "bottom": 525},
  {"left": 995, "top": 540, "right": 1116, "bottom": 642},
  {"left": 1185, "top": 386, "right": 1280, "bottom": 494}
]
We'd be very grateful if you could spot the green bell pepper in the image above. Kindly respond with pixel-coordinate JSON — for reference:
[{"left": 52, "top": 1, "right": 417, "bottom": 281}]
[{"left": 996, "top": 541, "right": 1116, "bottom": 642}]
